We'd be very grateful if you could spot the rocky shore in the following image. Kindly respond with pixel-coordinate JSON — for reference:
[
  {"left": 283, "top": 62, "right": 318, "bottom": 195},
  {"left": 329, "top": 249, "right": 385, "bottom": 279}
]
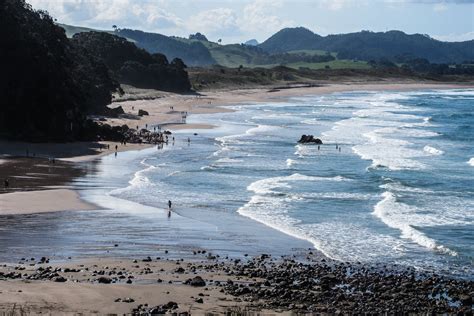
[{"left": 0, "top": 251, "right": 472, "bottom": 314}]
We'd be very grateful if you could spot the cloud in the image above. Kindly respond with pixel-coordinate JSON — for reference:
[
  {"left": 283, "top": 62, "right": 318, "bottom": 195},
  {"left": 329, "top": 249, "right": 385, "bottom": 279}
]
[
  {"left": 240, "top": 0, "right": 294, "bottom": 35},
  {"left": 187, "top": 8, "right": 240, "bottom": 38},
  {"left": 185, "top": 0, "right": 294, "bottom": 42},
  {"left": 433, "top": 31, "right": 474, "bottom": 41},
  {"left": 28, "top": 0, "right": 182, "bottom": 30},
  {"left": 433, "top": 2, "right": 448, "bottom": 10}
]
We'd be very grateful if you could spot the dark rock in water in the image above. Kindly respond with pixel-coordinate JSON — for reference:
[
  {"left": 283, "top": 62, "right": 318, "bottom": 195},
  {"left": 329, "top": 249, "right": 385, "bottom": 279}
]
[
  {"left": 187, "top": 276, "right": 206, "bottom": 287},
  {"left": 298, "top": 135, "right": 322, "bottom": 144},
  {"left": 138, "top": 109, "right": 149, "bottom": 116}
]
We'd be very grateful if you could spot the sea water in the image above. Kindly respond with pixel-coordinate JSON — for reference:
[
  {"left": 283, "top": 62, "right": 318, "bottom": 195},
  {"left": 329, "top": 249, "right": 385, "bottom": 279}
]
[{"left": 0, "top": 89, "right": 472, "bottom": 278}]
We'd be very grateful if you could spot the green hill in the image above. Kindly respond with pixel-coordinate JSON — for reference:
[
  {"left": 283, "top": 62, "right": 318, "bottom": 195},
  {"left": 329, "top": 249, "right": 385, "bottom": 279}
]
[{"left": 259, "top": 28, "right": 474, "bottom": 64}]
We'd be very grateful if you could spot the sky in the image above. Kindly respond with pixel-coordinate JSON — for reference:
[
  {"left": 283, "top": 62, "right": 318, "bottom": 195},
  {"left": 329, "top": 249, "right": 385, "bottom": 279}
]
[{"left": 28, "top": 0, "right": 474, "bottom": 44}]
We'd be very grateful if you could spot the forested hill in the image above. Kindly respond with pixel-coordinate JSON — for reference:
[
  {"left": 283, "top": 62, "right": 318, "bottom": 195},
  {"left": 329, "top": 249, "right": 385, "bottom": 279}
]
[
  {"left": 116, "top": 29, "right": 216, "bottom": 66},
  {"left": 72, "top": 32, "right": 191, "bottom": 92},
  {"left": 259, "top": 28, "right": 474, "bottom": 64},
  {"left": 0, "top": 1, "right": 191, "bottom": 141},
  {"left": 0, "top": 0, "right": 121, "bottom": 141}
]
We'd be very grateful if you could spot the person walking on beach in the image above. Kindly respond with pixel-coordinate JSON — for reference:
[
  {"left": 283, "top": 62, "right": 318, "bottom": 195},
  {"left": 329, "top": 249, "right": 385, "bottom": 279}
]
[{"left": 168, "top": 200, "right": 172, "bottom": 217}]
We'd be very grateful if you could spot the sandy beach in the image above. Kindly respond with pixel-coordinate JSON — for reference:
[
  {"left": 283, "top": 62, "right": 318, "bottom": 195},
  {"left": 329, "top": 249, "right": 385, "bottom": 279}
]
[
  {"left": 1, "top": 81, "right": 473, "bottom": 217},
  {"left": 1, "top": 81, "right": 474, "bottom": 314}
]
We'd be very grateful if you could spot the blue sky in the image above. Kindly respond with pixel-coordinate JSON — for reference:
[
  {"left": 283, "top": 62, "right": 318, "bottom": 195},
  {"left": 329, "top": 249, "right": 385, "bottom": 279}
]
[{"left": 28, "top": 0, "right": 474, "bottom": 43}]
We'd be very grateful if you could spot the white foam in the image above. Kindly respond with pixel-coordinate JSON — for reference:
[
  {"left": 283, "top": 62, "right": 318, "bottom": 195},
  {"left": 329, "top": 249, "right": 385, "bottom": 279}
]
[
  {"left": 215, "top": 157, "right": 243, "bottom": 164},
  {"left": 423, "top": 145, "right": 444, "bottom": 156},
  {"left": 468, "top": 158, "right": 474, "bottom": 166},
  {"left": 247, "top": 173, "right": 349, "bottom": 196},
  {"left": 286, "top": 159, "right": 296, "bottom": 167},
  {"left": 245, "top": 124, "right": 280, "bottom": 136},
  {"left": 373, "top": 192, "right": 457, "bottom": 256}
]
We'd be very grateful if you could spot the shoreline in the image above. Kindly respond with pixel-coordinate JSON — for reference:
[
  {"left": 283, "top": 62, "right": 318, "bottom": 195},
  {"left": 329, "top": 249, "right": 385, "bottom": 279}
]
[
  {"left": 1, "top": 81, "right": 472, "bottom": 216},
  {"left": 0, "top": 82, "right": 473, "bottom": 314}
]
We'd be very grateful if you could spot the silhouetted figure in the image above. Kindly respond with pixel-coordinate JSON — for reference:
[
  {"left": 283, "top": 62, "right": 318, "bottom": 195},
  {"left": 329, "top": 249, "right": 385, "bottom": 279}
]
[
  {"left": 318, "top": 145, "right": 320, "bottom": 151},
  {"left": 114, "top": 152, "right": 117, "bottom": 157},
  {"left": 168, "top": 200, "right": 172, "bottom": 210},
  {"left": 4, "top": 178, "right": 9, "bottom": 188},
  {"left": 115, "top": 145, "right": 118, "bottom": 151}
]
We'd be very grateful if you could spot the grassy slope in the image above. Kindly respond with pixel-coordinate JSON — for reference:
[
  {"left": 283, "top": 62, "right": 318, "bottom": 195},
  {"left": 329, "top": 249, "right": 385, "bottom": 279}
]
[
  {"left": 58, "top": 24, "right": 369, "bottom": 70},
  {"left": 287, "top": 60, "right": 371, "bottom": 70}
]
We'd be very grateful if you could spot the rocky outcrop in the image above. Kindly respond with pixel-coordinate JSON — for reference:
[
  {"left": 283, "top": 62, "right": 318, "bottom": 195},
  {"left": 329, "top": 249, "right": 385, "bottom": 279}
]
[
  {"left": 298, "top": 135, "right": 323, "bottom": 144},
  {"left": 138, "top": 109, "right": 149, "bottom": 116}
]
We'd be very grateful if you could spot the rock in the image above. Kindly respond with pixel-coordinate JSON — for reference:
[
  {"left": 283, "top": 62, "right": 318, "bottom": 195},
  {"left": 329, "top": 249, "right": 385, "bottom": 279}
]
[
  {"left": 195, "top": 298, "right": 203, "bottom": 304},
  {"left": 188, "top": 276, "right": 206, "bottom": 287},
  {"left": 458, "top": 294, "right": 472, "bottom": 306},
  {"left": 97, "top": 276, "right": 112, "bottom": 284},
  {"left": 52, "top": 276, "right": 67, "bottom": 282},
  {"left": 122, "top": 297, "right": 135, "bottom": 303},
  {"left": 138, "top": 109, "right": 149, "bottom": 116},
  {"left": 109, "top": 106, "right": 125, "bottom": 117},
  {"left": 175, "top": 267, "right": 185, "bottom": 273},
  {"left": 297, "top": 135, "right": 323, "bottom": 144}
]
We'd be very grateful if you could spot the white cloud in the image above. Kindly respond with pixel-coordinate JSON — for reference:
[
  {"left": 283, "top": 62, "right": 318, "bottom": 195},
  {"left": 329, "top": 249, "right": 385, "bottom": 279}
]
[
  {"left": 433, "top": 31, "right": 474, "bottom": 41},
  {"left": 28, "top": 0, "right": 182, "bottom": 31},
  {"left": 185, "top": 0, "right": 294, "bottom": 42},
  {"left": 187, "top": 8, "right": 240, "bottom": 38},
  {"left": 239, "top": 0, "right": 294, "bottom": 35},
  {"left": 433, "top": 2, "right": 448, "bottom": 10}
]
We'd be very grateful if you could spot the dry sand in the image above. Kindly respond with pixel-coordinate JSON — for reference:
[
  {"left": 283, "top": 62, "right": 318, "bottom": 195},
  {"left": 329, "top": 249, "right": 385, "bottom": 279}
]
[{"left": 0, "top": 189, "right": 97, "bottom": 215}]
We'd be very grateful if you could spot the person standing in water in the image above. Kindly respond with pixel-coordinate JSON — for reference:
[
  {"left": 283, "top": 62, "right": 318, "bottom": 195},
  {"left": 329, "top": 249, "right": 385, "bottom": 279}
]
[{"left": 168, "top": 200, "right": 172, "bottom": 210}]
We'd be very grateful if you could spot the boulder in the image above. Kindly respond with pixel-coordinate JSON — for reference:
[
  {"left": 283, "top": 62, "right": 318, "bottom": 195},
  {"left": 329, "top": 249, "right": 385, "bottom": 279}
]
[
  {"left": 298, "top": 135, "right": 323, "bottom": 144},
  {"left": 187, "top": 276, "right": 206, "bottom": 287},
  {"left": 138, "top": 109, "right": 149, "bottom": 116}
]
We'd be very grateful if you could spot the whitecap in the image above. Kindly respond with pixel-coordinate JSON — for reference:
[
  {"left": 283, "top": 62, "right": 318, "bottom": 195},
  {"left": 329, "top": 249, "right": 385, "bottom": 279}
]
[
  {"left": 468, "top": 158, "right": 474, "bottom": 166},
  {"left": 373, "top": 192, "right": 457, "bottom": 256},
  {"left": 423, "top": 145, "right": 444, "bottom": 156}
]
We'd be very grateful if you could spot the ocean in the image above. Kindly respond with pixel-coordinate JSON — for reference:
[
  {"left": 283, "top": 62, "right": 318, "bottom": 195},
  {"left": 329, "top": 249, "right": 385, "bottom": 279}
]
[{"left": 1, "top": 89, "right": 472, "bottom": 278}]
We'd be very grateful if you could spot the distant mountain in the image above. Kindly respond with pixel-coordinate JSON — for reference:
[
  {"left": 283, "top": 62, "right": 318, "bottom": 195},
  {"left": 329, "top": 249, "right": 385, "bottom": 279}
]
[
  {"left": 244, "top": 39, "right": 259, "bottom": 46},
  {"left": 259, "top": 28, "right": 474, "bottom": 64},
  {"left": 259, "top": 27, "right": 322, "bottom": 53},
  {"left": 116, "top": 29, "right": 215, "bottom": 66}
]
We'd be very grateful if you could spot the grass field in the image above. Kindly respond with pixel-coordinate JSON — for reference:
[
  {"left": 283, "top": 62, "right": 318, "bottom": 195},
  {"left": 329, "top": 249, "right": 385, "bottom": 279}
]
[{"left": 285, "top": 60, "right": 371, "bottom": 70}]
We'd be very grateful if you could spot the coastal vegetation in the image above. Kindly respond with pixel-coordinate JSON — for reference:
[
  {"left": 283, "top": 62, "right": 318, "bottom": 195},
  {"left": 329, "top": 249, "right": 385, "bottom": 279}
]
[{"left": 0, "top": 1, "right": 190, "bottom": 142}]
